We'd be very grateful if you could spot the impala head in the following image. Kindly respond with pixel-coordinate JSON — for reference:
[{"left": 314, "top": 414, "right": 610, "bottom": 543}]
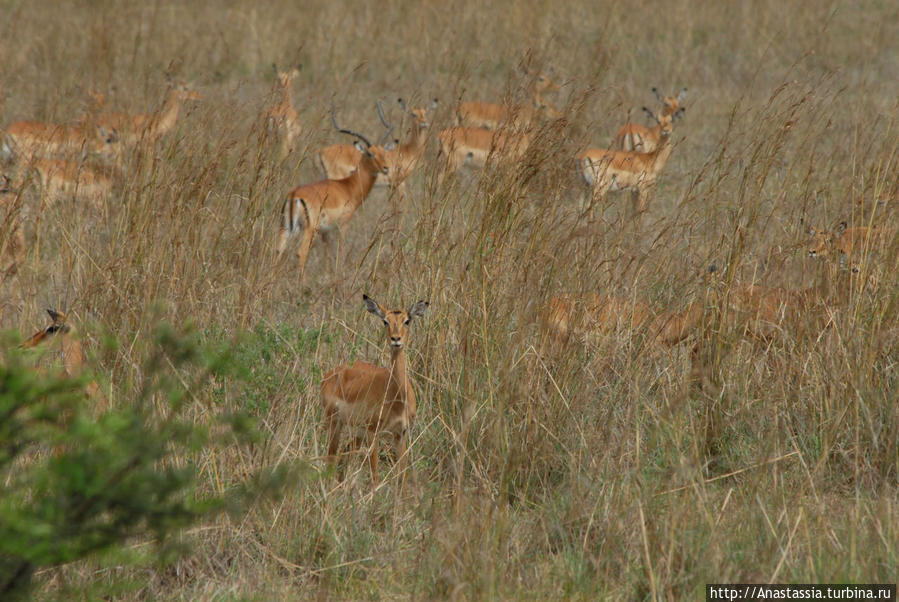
[
  {"left": 165, "top": 75, "right": 202, "bottom": 101},
  {"left": 652, "top": 87, "right": 687, "bottom": 116},
  {"left": 363, "top": 294, "right": 429, "bottom": 350},
  {"left": 532, "top": 68, "right": 562, "bottom": 93},
  {"left": 21, "top": 309, "right": 73, "bottom": 349},
  {"left": 93, "top": 126, "right": 121, "bottom": 158},
  {"left": 398, "top": 97, "right": 438, "bottom": 129},
  {"left": 645, "top": 108, "right": 675, "bottom": 138},
  {"left": 807, "top": 221, "right": 848, "bottom": 259},
  {"left": 334, "top": 104, "right": 392, "bottom": 176},
  {"left": 273, "top": 63, "right": 301, "bottom": 87}
]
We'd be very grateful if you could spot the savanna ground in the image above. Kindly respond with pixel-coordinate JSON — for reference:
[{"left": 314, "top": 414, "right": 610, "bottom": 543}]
[{"left": 2, "top": 0, "right": 898, "bottom": 598}]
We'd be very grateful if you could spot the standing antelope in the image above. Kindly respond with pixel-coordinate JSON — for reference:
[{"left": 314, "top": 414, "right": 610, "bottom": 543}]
[
  {"left": 0, "top": 175, "right": 25, "bottom": 277},
  {"left": 456, "top": 69, "right": 562, "bottom": 130},
  {"left": 314, "top": 100, "right": 396, "bottom": 183},
  {"left": 264, "top": 64, "right": 302, "bottom": 158},
  {"left": 321, "top": 295, "right": 429, "bottom": 486},
  {"left": 276, "top": 106, "right": 391, "bottom": 280},
  {"left": 437, "top": 126, "right": 531, "bottom": 177},
  {"left": 95, "top": 77, "right": 201, "bottom": 146},
  {"left": 616, "top": 87, "right": 687, "bottom": 152},
  {"left": 577, "top": 109, "right": 681, "bottom": 218},
  {"left": 21, "top": 309, "right": 106, "bottom": 405}
]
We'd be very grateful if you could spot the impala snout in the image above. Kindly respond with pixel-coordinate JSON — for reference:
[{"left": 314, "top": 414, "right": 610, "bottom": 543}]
[{"left": 390, "top": 337, "right": 404, "bottom": 348}]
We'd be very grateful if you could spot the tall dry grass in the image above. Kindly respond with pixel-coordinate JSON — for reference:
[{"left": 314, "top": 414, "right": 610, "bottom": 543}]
[{"left": 1, "top": 0, "right": 898, "bottom": 598}]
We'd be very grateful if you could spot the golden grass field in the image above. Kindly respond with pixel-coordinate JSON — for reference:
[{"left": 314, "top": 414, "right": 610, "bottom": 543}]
[{"left": 2, "top": 0, "right": 898, "bottom": 598}]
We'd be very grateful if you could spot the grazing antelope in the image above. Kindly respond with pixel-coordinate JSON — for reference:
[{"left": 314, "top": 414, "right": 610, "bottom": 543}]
[
  {"left": 95, "top": 77, "right": 201, "bottom": 146},
  {"left": 276, "top": 106, "right": 391, "bottom": 280},
  {"left": 21, "top": 309, "right": 106, "bottom": 405},
  {"left": 0, "top": 175, "right": 26, "bottom": 277},
  {"left": 321, "top": 295, "right": 429, "bottom": 486},
  {"left": 264, "top": 64, "right": 302, "bottom": 158},
  {"left": 807, "top": 221, "right": 893, "bottom": 270},
  {"left": 616, "top": 87, "right": 687, "bottom": 152},
  {"left": 577, "top": 109, "right": 681, "bottom": 218},
  {"left": 314, "top": 100, "right": 396, "bottom": 183},
  {"left": 27, "top": 158, "right": 115, "bottom": 208},
  {"left": 2, "top": 121, "right": 119, "bottom": 162},
  {"left": 456, "top": 69, "right": 562, "bottom": 130}
]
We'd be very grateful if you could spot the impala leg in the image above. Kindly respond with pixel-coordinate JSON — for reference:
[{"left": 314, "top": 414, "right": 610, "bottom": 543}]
[
  {"left": 393, "top": 431, "right": 408, "bottom": 489},
  {"left": 275, "top": 227, "right": 289, "bottom": 259},
  {"left": 325, "top": 409, "right": 344, "bottom": 481},
  {"left": 296, "top": 226, "right": 315, "bottom": 282},
  {"left": 368, "top": 435, "right": 380, "bottom": 487}
]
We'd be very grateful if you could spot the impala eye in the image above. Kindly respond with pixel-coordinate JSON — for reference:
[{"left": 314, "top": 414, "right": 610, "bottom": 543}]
[
  {"left": 382, "top": 319, "right": 388, "bottom": 325},
  {"left": 403, "top": 318, "right": 410, "bottom": 325}
]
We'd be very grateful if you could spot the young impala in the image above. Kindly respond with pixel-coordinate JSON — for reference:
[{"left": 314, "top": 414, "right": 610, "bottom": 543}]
[
  {"left": 0, "top": 175, "right": 25, "bottom": 277},
  {"left": 456, "top": 69, "right": 562, "bottom": 130},
  {"left": 264, "top": 64, "right": 302, "bottom": 158},
  {"left": 95, "top": 76, "right": 201, "bottom": 146},
  {"left": 577, "top": 109, "right": 682, "bottom": 218},
  {"left": 616, "top": 87, "right": 686, "bottom": 152},
  {"left": 276, "top": 106, "right": 392, "bottom": 280},
  {"left": 321, "top": 295, "right": 429, "bottom": 487},
  {"left": 21, "top": 309, "right": 106, "bottom": 405},
  {"left": 314, "top": 99, "right": 396, "bottom": 183}
]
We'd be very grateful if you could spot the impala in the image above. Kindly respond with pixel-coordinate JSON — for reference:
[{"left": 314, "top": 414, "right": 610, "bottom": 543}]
[
  {"left": 616, "top": 87, "right": 687, "bottom": 152},
  {"left": 0, "top": 175, "right": 25, "bottom": 277},
  {"left": 27, "top": 158, "right": 115, "bottom": 209},
  {"left": 95, "top": 76, "right": 201, "bottom": 146},
  {"left": 437, "top": 125, "right": 531, "bottom": 177},
  {"left": 276, "top": 106, "right": 392, "bottom": 280},
  {"left": 807, "top": 221, "right": 892, "bottom": 270},
  {"left": 456, "top": 68, "right": 561, "bottom": 130},
  {"left": 321, "top": 294, "right": 428, "bottom": 486},
  {"left": 577, "top": 109, "right": 681, "bottom": 218},
  {"left": 21, "top": 309, "right": 106, "bottom": 404},
  {"left": 314, "top": 99, "right": 396, "bottom": 183},
  {"left": 264, "top": 64, "right": 302, "bottom": 158},
  {"left": 2, "top": 120, "right": 119, "bottom": 162}
]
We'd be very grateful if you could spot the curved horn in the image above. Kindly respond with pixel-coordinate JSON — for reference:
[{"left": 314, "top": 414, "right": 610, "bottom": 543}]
[
  {"left": 375, "top": 100, "right": 395, "bottom": 145},
  {"left": 330, "top": 102, "right": 373, "bottom": 148}
]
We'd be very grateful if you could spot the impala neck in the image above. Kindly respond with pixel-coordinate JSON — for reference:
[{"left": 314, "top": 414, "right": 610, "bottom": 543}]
[
  {"left": 388, "top": 346, "right": 410, "bottom": 399},
  {"left": 401, "top": 121, "right": 428, "bottom": 157},
  {"left": 153, "top": 89, "right": 184, "bottom": 136},
  {"left": 280, "top": 82, "right": 294, "bottom": 110},
  {"left": 650, "top": 135, "right": 674, "bottom": 170},
  {"left": 345, "top": 156, "right": 380, "bottom": 208}
]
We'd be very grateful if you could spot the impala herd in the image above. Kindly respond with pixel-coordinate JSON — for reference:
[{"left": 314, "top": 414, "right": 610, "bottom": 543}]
[{"left": 2, "top": 66, "right": 888, "bottom": 489}]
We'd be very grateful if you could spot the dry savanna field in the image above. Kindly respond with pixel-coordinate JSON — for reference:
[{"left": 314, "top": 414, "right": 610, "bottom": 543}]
[{"left": 1, "top": 0, "right": 898, "bottom": 599}]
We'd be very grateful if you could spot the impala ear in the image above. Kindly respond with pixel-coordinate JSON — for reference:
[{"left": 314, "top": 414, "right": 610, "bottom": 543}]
[
  {"left": 652, "top": 87, "right": 663, "bottom": 102},
  {"left": 408, "top": 301, "right": 429, "bottom": 319},
  {"left": 354, "top": 140, "right": 367, "bottom": 153},
  {"left": 677, "top": 88, "right": 688, "bottom": 103},
  {"left": 835, "top": 221, "right": 848, "bottom": 236},
  {"left": 642, "top": 106, "right": 658, "bottom": 123},
  {"left": 397, "top": 98, "right": 408, "bottom": 111},
  {"left": 363, "top": 295, "right": 386, "bottom": 320},
  {"left": 807, "top": 225, "right": 818, "bottom": 236},
  {"left": 429, "top": 98, "right": 439, "bottom": 110}
]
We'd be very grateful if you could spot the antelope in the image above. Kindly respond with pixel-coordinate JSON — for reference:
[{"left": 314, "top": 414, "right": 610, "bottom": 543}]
[
  {"left": 616, "top": 87, "right": 687, "bottom": 152},
  {"left": 456, "top": 69, "right": 562, "bottom": 130},
  {"left": 437, "top": 126, "right": 531, "bottom": 177},
  {"left": 807, "top": 221, "right": 893, "bottom": 270},
  {"left": 264, "top": 64, "right": 302, "bottom": 158},
  {"left": 2, "top": 121, "right": 119, "bottom": 162},
  {"left": 314, "top": 99, "right": 396, "bottom": 183},
  {"left": 276, "top": 106, "right": 392, "bottom": 280},
  {"left": 0, "top": 175, "right": 26, "bottom": 277},
  {"left": 21, "top": 309, "right": 106, "bottom": 405},
  {"left": 26, "top": 158, "right": 115, "bottom": 209},
  {"left": 321, "top": 294, "right": 429, "bottom": 486},
  {"left": 540, "top": 267, "right": 715, "bottom": 348},
  {"left": 577, "top": 109, "right": 681, "bottom": 218},
  {"left": 95, "top": 77, "right": 201, "bottom": 146}
]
